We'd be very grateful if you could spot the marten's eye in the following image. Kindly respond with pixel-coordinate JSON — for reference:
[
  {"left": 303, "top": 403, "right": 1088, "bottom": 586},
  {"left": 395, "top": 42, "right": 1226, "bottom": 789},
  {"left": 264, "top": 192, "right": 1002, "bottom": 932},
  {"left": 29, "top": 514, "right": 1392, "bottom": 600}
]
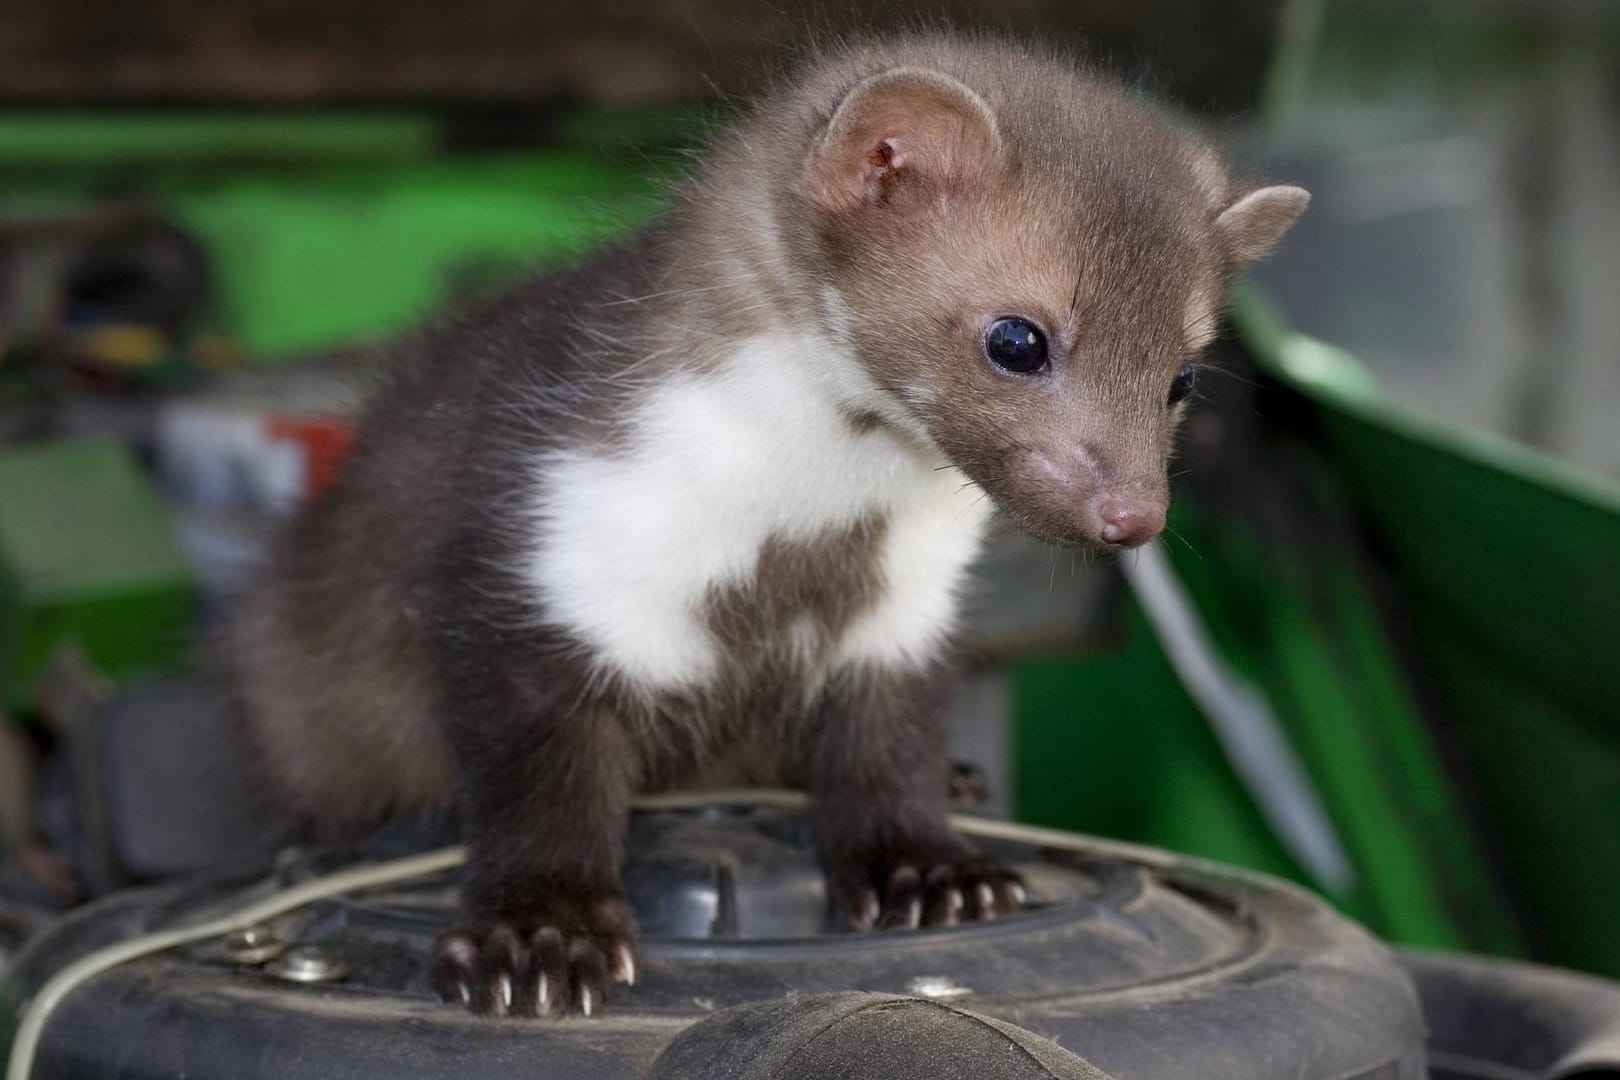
[
  {"left": 984, "top": 318, "right": 1048, "bottom": 374},
  {"left": 1168, "top": 363, "right": 1197, "bottom": 405}
]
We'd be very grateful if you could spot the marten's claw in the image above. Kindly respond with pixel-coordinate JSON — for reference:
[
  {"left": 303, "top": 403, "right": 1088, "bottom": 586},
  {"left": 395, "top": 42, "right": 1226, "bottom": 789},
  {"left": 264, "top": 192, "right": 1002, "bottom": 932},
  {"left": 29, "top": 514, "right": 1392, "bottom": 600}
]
[
  {"left": 834, "top": 848, "right": 1024, "bottom": 931},
  {"left": 432, "top": 895, "right": 638, "bottom": 1019}
]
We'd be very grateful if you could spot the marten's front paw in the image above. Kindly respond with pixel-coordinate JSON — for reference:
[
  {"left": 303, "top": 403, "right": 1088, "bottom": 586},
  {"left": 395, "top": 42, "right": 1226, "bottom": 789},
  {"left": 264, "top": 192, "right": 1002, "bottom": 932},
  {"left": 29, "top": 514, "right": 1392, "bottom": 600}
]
[
  {"left": 432, "top": 894, "right": 637, "bottom": 1018},
  {"left": 827, "top": 842, "right": 1026, "bottom": 931}
]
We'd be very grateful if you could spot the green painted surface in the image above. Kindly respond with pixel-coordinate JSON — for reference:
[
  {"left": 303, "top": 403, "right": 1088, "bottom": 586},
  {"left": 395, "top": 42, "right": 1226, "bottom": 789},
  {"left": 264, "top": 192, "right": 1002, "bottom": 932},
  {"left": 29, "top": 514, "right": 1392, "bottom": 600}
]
[
  {"left": 0, "top": 105, "right": 709, "bottom": 169},
  {"left": 1012, "top": 640, "right": 1305, "bottom": 885},
  {"left": 0, "top": 109, "right": 684, "bottom": 358},
  {"left": 173, "top": 157, "right": 668, "bottom": 357},
  {"left": 1014, "top": 486, "right": 1519, "bottom": 954},
  {"left": 0, "top": 159, "right": 669, "bottom": 359},
  {"left": 0, "top": 112, "right": 438, "bottom": 166},
  {"left": 0, "top": 438, "right": 194, "bottom": 709},
  {"left": 1232, "top": 291, "right": 1620, "bottom": 976},
  {"left": 1165, "top": 501, "right": 1517, "bottom": 952}
]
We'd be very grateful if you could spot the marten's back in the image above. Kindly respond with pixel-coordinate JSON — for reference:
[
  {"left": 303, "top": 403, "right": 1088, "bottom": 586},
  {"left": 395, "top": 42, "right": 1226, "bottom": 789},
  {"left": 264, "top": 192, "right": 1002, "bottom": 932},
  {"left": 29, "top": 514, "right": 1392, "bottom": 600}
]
[
  {"left": 229, "top": 338, "right": 467, "bottom": 830},
  {"left": 228, "top": 235, "right": 672, "bottom": 832}
]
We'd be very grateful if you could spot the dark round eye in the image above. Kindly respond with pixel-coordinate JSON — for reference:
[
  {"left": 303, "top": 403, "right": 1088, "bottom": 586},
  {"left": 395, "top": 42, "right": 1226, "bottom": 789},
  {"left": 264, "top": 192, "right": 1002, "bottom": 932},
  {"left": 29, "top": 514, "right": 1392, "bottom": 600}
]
[
  {"left": 984, "top": 317, "right": 1048, "bottom": 374},
  {"left": 1168, "top": 363, "right": 1197, "bottom": 405}
]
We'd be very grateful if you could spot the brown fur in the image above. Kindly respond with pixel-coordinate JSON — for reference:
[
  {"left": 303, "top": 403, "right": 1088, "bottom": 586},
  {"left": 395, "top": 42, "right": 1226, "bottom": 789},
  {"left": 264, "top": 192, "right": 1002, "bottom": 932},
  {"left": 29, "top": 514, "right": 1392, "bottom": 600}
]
[
  {"left": 704, "top": 516, "right": 890, "bottom": 666},
  {"left": 767, "top": 37, "right": 1263, "bottom": 544},
  {"left": 227, "top": 31, "right": 1308, "bottom": 1019}
]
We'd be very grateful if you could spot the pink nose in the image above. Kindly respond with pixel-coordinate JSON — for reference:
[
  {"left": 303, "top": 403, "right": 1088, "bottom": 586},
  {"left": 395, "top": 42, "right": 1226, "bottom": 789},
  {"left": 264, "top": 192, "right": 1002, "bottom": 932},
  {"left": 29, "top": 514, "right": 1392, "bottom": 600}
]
[{"left": 1093, "top": 498, "right": 1166, "bottom": 547}]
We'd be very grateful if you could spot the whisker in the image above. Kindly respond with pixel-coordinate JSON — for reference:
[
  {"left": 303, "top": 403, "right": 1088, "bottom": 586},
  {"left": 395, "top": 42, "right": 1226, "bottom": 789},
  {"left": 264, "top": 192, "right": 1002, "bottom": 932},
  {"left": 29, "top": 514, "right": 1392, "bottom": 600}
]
[{"left": 1162, "top": 524, "right": 1201, "bottom": 559}]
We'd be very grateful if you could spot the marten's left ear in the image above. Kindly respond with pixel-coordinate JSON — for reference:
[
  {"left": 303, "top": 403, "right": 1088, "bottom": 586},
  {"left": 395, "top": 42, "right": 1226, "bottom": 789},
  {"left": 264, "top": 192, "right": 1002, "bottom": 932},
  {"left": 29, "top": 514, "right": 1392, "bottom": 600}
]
[
  {"left": 1217, "top": 185, "right": 1311, "bottom": 264},
  {"left": 802, "top": 67, "right": 1002, "bottom": 215}
]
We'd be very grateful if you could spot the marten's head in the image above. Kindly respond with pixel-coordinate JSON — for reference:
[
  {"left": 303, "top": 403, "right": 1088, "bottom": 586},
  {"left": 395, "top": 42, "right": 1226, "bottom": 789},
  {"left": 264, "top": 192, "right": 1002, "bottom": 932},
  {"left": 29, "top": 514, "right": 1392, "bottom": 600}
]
[{"left": 788, "top": 40, "right": 1307, "bottom": 549}]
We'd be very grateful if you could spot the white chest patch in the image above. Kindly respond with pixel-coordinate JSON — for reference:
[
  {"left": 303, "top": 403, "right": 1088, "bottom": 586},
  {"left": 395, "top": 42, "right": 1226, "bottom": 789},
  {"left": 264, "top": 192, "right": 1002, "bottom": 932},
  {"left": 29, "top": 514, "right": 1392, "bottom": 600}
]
[{"left": 526, "top": 331, "right": 991, "bottom": 692}]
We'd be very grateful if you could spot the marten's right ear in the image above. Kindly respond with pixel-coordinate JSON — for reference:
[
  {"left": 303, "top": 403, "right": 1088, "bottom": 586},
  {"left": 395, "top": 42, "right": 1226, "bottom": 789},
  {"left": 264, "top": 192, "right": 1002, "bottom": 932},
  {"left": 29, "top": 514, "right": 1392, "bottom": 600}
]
[
  {"left": 801, "top": 67, "right": 1002, "bottom": 215},
  {"left": 1217, "top": 185, "right": 1311, "bottom": 265}
]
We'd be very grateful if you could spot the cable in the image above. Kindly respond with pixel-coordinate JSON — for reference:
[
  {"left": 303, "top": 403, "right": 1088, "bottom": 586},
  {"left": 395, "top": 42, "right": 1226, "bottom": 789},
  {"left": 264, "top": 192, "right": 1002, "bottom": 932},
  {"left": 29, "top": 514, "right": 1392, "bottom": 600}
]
[
  {"left": 1121, "top": 544, "right": 1353, "bottom": 892},
  {"left": 6, "top": 846, "right": 464, "bottom": 1080}
]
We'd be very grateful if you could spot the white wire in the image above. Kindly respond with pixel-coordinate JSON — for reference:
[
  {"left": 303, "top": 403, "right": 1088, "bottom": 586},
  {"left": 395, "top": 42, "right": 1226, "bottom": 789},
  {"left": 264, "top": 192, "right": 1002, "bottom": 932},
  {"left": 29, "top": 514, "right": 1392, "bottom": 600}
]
[
  {"left": 1122, "top": 544, "right": 1354, "bottom": 892},
  {"left": 6, "top": 846, "right": 465, "bottom": 1080}
]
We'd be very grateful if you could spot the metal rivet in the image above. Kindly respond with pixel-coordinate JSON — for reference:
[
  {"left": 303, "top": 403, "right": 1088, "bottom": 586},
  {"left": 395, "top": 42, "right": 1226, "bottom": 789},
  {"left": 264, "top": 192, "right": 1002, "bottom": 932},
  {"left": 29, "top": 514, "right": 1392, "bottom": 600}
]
[
  {"left": 265, "top": 945, "right": 348, "bottom": 984},
  {"left": 905, "top": 974, "right": 972, "bottom": 1000},
  {"left": 195, "top": 925, "right": 288, "bottom": 966}
]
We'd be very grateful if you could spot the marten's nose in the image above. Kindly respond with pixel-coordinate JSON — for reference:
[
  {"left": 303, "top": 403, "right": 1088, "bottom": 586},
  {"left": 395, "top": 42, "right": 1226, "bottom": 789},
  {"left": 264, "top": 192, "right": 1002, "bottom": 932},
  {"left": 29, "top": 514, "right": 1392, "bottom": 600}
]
[{"left": 1092, "top": 497, "right": 1165, "bottom": 547}]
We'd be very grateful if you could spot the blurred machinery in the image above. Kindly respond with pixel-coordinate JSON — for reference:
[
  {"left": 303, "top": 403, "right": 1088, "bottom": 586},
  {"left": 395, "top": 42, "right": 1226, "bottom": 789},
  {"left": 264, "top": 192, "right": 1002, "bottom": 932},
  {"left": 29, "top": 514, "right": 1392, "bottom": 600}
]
[{"left": 0, "top": 1, "right": 1617, "bottom": 1050}]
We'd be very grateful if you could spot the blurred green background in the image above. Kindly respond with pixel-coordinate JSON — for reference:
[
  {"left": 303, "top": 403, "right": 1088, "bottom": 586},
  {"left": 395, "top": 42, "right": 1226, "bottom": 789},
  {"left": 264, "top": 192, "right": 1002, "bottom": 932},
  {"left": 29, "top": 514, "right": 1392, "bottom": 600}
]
[{"left": 0, "top": 0, "right": 1617, "bottom": 982}]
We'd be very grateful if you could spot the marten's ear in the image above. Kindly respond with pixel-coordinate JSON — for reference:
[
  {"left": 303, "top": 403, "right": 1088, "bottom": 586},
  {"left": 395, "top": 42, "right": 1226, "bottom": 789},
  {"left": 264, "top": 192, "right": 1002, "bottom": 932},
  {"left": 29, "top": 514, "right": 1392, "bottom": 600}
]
[
  {"left": 802, "top": 67, "right": 1002, "bottom": 215},
  {"left": 1217, "top": 185, "right": 1311, "bottom": 264}
]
